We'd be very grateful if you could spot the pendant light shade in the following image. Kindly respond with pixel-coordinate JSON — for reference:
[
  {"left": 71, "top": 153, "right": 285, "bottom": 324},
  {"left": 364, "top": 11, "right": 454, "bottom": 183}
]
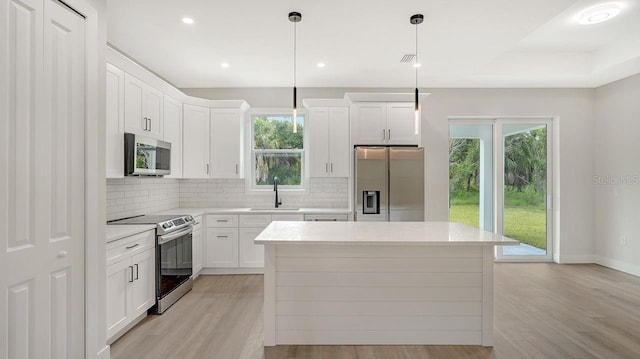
[
  {"left": 410, "top": 14, "right": 423, "bottom": 135},
  {"left": 289, "top": 11, "right": 302, "bottom": 133}
]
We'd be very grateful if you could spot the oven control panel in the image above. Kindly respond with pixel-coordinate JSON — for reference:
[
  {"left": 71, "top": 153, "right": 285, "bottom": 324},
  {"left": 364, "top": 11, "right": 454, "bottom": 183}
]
[{"left": 157, "top": 215, "right": 194, "bottom": 235}]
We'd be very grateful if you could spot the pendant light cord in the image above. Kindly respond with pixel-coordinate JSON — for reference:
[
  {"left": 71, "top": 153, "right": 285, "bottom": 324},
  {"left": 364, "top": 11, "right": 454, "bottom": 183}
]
[
  {"left": 294, "top": 21, "right": 297, "bottom": 89},
  {"left": 415, "top": 23, "right": 418, "bottom": 89}
]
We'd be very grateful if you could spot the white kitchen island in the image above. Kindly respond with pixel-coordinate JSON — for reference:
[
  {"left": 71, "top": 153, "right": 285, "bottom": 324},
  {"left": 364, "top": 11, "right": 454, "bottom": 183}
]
[{"left": 255, "top": 221, "right": 518, "bottom": 347}]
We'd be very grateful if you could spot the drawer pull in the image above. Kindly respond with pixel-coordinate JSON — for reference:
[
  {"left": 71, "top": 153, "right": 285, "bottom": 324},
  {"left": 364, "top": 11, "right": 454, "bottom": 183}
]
[
  {"left": 217, "top": 219, "right": 229, "bottom": 222},
  {"left": 126, "top": 243, "right": 140, "bottom": 249},
  {"left": 216, "top": 235, "right": 229, "bottom": 238}
]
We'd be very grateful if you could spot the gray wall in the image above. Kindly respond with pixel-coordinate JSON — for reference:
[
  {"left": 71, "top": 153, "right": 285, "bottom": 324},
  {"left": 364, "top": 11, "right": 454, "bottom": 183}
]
[{"left": 594, "top": 73, "right": 640, "bottom": 275}]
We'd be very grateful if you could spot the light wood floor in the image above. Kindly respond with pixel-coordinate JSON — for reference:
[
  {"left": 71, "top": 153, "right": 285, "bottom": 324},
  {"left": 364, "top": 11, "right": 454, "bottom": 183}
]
[{"left": 110, "top": 264, "right": 640, "bottom": 359}]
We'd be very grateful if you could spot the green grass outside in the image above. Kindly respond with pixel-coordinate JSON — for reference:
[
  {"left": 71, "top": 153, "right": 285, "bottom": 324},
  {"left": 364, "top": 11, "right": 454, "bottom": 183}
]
[{"left": 449, "top": 191, "right": 547, "bottom": 250}]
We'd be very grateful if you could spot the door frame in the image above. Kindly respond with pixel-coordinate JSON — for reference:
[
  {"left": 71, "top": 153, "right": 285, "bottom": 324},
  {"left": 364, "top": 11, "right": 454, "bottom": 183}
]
[
  {"left": 55, "top": 0, "right": 108, "bottom": 357},
  {"left": 449, "top": 117, "right": 555, "bottom": 262}
]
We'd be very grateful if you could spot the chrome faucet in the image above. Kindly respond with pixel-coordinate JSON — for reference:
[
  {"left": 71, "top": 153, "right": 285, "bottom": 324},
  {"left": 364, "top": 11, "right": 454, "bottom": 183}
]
[{"left": 273, "top": 177, "right": 282, "bottom": 208}]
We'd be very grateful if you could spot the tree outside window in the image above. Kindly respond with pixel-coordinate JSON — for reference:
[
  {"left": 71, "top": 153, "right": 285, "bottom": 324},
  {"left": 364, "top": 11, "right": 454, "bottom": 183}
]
[{"left": 252, "top": 114, "right": 304, "bottom": 188}]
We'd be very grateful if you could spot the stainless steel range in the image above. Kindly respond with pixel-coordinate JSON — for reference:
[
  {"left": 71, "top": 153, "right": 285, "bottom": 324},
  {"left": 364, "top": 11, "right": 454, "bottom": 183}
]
[{"left": 109, "top": 214, "right": 196, "bottom": 313}]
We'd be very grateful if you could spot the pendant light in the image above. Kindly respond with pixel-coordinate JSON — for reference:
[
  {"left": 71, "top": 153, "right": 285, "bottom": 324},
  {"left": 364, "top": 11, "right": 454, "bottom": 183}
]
[
  {"left": 410, "top": 14, "right": 423, "bottom": 135},
  {"left": 289, "top": 11, "right": 302, "bottom": 133}
]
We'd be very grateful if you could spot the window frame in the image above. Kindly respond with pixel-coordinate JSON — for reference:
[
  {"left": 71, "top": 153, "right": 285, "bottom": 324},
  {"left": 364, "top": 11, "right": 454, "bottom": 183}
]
[{"left": 247, "top": 109, "right": 308, "bottom": 192}]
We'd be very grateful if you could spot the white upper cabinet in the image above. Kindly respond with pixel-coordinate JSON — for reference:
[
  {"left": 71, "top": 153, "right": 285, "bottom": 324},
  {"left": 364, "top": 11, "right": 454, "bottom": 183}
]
[
  {"left": 329, "top": 107, "right": 350, "bottom": 177},
  {"left": 106, "top": 64, "right": 125, "bottom": 178},
  {"left": 352, "top": 102, "right": 419, "bottom": 145},
  {"left": 386, "top": 102, "right": 418, "bottom": 145},
  {"left": 182, "top": 104, "right": 210, "bottom": 178},
  {"left": 210, "top": 107, "right": 244, "bottom": 178},
  {"left": 308, "top": 105, "right": 350, "bottom": 177},
  {"left": 124, "top": 73, "right": 163, "bottom": 139},
  {"left": 163, "top": 95, "right": 182, "bottom": 178}
]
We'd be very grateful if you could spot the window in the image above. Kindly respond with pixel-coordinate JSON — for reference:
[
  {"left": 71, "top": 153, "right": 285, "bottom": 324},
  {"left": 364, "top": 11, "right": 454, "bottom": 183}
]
[{"left": 251, "top": 113, "right": 304, "bottom": 189}]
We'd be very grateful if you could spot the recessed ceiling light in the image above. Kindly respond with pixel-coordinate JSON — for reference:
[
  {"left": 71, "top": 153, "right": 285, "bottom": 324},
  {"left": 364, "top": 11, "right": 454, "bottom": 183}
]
[
  {"left": 317, "top": 62, "right": 325, "bottom": 68},
  {"left": 182, "top": 17, "right": 194, "bottom": 24},
  {"left": 413, "top": 63, "right": 422, "bottom": 68},
  {"left": 578, "top": 3, "right": 621, "bottom": 25},
  {"left": 220, "top": 62, "right": 229, "bottom": 68}
]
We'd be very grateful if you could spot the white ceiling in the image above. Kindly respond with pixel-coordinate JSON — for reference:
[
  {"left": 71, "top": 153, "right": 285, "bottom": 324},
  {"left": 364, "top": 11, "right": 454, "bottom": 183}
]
[{"left": 106, "top": 0, "right": 640, "bottom": 88}]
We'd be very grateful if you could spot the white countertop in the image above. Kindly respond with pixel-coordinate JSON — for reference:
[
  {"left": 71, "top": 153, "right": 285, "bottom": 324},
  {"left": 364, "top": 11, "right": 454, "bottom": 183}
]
[
  {"left": 150, "top": 207, "right": 351, "bottom": 217},
  {"left": 106, "top": 224, "right": 156, "bottom": 243},
  {"left": 254, "top": 221, "right": 519, "bottom": 246}
]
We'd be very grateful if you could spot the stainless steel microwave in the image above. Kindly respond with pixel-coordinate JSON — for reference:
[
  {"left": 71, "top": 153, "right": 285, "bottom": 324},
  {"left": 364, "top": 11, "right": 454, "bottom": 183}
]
[{"left": 124, "top": 133, "right": 171, "bottom": 176}]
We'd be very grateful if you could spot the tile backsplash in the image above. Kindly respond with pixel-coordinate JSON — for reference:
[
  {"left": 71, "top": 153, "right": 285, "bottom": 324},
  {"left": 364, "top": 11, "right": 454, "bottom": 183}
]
[
  {"left": 106, "top": 178, "right": 180, "bottom": 221},
  {"left": 179, "top": 178, "right": 349, "bottom": 209},
  {"left": 106, "top": 177, "right": 349, "bottom": 220}
]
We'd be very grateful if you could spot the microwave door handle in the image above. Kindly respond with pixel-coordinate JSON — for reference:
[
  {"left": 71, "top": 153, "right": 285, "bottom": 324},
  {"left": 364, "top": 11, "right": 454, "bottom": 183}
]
[{"left": 158, "top": 227, "right": 193, "bottom": 245}]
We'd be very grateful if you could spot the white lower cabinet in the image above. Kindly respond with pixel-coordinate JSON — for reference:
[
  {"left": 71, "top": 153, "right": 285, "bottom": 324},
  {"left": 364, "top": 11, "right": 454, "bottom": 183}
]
[
  {"left": 204, "top": 213, "right": 303, "bottom": 271},
  {"left": 106, "top": 229, "right": 156, "bottom": 343},
  {"left": 205, "top": 228, "right": 239, "bottom": 267},
  {"left": 239, "top": 228, "right": 265, "bottom": 267}
]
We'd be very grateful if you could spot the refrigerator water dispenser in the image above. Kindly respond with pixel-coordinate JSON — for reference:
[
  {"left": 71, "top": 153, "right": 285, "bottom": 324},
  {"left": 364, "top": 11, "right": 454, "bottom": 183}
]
[{"left": 363, "top": 191, "right": 380, "bottom": 214}]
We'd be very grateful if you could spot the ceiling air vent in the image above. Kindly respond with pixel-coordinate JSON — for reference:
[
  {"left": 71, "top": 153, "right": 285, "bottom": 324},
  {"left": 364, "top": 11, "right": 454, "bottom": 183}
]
[{"left": 400, "top": 54, "right": 416, "bottom": 63}]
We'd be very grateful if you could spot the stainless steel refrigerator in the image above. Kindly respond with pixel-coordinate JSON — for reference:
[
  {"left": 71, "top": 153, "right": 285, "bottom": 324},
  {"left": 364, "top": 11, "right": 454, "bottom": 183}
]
[{"left": 354, "top": 146, "right": 424, "bottom": 221}]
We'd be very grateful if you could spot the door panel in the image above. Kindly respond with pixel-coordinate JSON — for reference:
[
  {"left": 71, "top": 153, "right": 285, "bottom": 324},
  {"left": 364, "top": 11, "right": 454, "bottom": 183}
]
[
  {"left": 329, "top": 107, "right": 349, "bottom": 177},
  {"left": 308, "top": 107, "right": 330, "bottom": 177},
  {"left": 163, "top": 95, "right": 182, "bottom": 178},
  {"left": 239, "top": 228, "right": 265, "bottom": 267},
  {"left": 355, "top": 104, "right": 385, "bottom": 144},
  {"left": 355, "top": 147, "right": 388, "bottom": 221},
  {"left": 389, "top": 148, "right": 424, "bottom": 221},
  {"left": 386, "top": 103, "right": 418, "bottom": 145},
  {"left": 145, "top": 85, "right": 163, "bottom": 139},
  {"left": 210, "top": 109, "right": 242, "bottom": 178},
  {"left": 1, "top": 1, "right": 85, "bottom": 357},
  {"left": 132, "top": 249, "right": 155, "bottom": 316},
  {"left": 124, "top": 73, "right": 144, "bottom": 135},
  {"left": 182, "top": 104, "right": 210, "bottom": 178},
  {"left": 498, "top": 123, "right": 551, "bottom": 260}
]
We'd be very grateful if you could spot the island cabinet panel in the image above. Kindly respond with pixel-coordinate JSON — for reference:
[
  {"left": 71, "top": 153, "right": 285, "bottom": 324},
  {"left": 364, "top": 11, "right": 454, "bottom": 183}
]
[
  {"left": 260, "top": 237, "right": 506, "bottom": 346},
  {"left": 271, "top": 244, "right": 484, "bottom": 345}
]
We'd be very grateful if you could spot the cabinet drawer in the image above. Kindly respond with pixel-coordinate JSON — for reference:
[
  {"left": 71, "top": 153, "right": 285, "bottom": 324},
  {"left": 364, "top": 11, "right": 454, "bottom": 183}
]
[
  {"left": 304, "top": 214, "right": 349, "bottom": 221},
  {"left": 239, "top": 214, "right": 271, "bottom": 229},
  {"left": 206, "top": 214, "right": 238, "bottom": 228},
  {"left": 271, "top": 214, "right": 304, "bottom": 222},
  {"left": 106, "top": 230, "right": 155, "bottom": 267}
]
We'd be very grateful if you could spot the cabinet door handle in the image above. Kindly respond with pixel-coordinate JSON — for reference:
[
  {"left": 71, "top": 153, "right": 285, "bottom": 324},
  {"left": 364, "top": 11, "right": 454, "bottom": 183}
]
[
  {"left": 216, "top": 235, "right": 229, "bottom": 238},
  {"left": 235, "top": 164, "right": 238, "bottom": 174},
  {"left": 388, "top": 129, "right": 391, "bottom": 140},
  {"left": 134, "top": 264, "right": 139, "bottom": 280},
  {"left": 325, "top": 163, "right": 328, "bottom": 173},
  {"left": 129, "top": 266, "right": 134, "bottom": 282},
  {"left": 382, "top": 129, "right": 386, "bottom": 140},
  {"left": 126, "top": 243, "right": 140, "bottom": 249},
  {"left": 206, "top": 164, "right": 209, "bottom": 174},
  {"left": 331, "top": 163, "right": 333, "bottom": 173},
  {"left": 148, "top": 118, "right": 151, "bottom": 132},
  {"left": 143, "top": 117, "right": 148, "bottom": 131}
]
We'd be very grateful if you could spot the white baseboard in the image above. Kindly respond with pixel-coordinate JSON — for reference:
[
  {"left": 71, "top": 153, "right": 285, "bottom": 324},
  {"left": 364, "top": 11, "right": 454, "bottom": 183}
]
[
  {"left": 595, "top": 256, "right": 640, "bottom": 277},
  {"left": 200, "top": 267, "right": 264, "bottom": 275},
  {"left": 96, "top": 345, "right": 110, "bottom": 359},
  {"left": 556, "top": 254, "right": 595, "bottom": 264}
]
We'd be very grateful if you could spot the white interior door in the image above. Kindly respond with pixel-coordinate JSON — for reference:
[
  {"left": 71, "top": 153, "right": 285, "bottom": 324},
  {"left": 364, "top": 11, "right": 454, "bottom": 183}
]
[{"left": 0, "top": 0, "right": 86, "bottom": 357}]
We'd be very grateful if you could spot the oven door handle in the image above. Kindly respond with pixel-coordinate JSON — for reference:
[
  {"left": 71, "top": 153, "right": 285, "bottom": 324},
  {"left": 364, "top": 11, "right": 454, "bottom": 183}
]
[{"left": 158, "top": 227, "right": 193, "bottom": 245}]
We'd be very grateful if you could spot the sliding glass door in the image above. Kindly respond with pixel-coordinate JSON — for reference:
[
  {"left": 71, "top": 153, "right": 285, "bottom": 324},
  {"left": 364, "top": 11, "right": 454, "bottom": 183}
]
[
  {"left": 449, "top": 119, "right": 553, "bottom": 262},
  {"left": 496, "top": 121, "right": 552, "bottom": 260}
]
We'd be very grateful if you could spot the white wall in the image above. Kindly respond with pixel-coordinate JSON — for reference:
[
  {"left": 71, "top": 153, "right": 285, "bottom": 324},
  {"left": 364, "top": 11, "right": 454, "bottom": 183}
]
[
  {"left": 183, "top": 87, "right": 596, "bottom": 263},
  {"left": 424, "top": 88, "right": 595, "bottom": 263},
  {"left": 594, "top": 73, "right": 640, "bottom": 276}
]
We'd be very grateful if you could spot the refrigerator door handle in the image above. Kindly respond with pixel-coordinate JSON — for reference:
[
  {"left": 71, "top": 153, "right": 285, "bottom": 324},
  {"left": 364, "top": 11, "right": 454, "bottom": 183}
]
[{"left": 382, "top": 129, "right": 386, "bottom": 140}]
